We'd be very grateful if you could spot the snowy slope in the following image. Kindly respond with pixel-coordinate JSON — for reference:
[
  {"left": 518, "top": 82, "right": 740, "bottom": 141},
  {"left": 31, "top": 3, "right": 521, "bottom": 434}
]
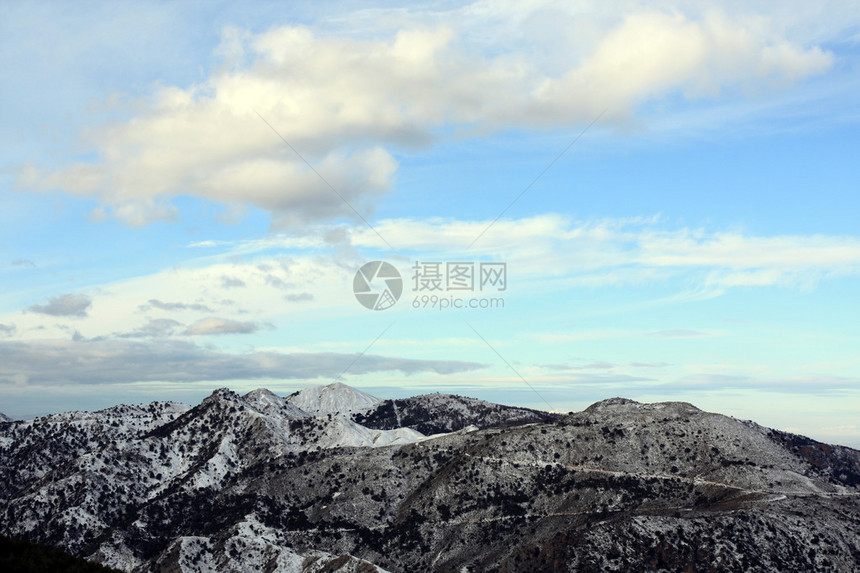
[
  {"left": 0, "top": 401, "right": 190, "bottom": 503},
  {"left": 3, "top": 387, "right": 860, "bottom": 572},
  {"left": 286, "top": 382, "right": 381, "bottom": 416},
  {"left": 135, "top": 513, "right": 392, "bottom": 573},
  {"left": 0, "top": 412, "right": 10, "bottom": 422},
  {"left": 241, "top": 387, "right": 421, "bottom": 448},
  {"left": 242, "top": 388, "right": 310, "bottom": 419},
  {"left": 308, "top": 415, "right": 424, "bottom": 449}
]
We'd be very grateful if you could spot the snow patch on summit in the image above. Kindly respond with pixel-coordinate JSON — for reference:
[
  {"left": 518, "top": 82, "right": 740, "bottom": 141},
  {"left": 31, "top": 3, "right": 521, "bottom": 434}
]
[
  {"left": 286, "top": 382, "right": 381, "bottom": 416},
  {"left": 243, "top": 388, "right": 310, "bottom": 419}
]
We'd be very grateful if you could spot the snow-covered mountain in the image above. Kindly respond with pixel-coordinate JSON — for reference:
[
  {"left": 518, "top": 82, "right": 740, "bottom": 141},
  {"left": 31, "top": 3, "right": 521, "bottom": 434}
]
[
  {"left": 242, "top": 388, "right": 310, "bottom": 419},
  {"left": 286, "top": 381, "right": 381, "bottom": 416},
  {"left": 0, "top": 401, "right": 190, "bottom": 503},
  {"left": 0, "top": 411, "right": 11, "bottom": 422},
  {"left": 0, "top": 386, "right": 420, "bottom": 571},
  {"left": 1, "top": 387, "right": 859, "bottom": 572},
  {"left": 142, "top": 514, "right": 392, "bottom": 573}
]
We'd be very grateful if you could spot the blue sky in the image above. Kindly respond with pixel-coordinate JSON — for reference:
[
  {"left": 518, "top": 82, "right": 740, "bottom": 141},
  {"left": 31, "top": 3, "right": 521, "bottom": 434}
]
[{"left": 1, "top": 0, "right": 859, "bottom": 446}]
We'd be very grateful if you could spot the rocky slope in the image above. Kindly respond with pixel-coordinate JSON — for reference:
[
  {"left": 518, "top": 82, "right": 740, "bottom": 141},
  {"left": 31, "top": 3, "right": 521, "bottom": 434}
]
[
  {"left": 352, "top": 392, "right": 558, "bottom": 435},
  {"left": 1, "top": 385, "right": 858, "bottom": 572}
]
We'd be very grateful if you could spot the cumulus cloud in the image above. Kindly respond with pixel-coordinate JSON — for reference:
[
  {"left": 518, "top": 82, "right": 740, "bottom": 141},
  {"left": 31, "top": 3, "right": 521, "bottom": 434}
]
[
  {"left": 27, "top": 294, "right": 92, "bottom": 318},
  {"left": 18, "top": 6, "right": 832, "bottom": 226},
  {"left": 0, "top": 339, "right": 486, "bottom": 385},
  {"left": 183, "top": 317, "right": 261, "bottom": 335},
  {"left": 0, "top": 324, "right": 16, "bottom": 337},
  {"left": 534, "top": 11, "right": 832, "bottom": 117}
]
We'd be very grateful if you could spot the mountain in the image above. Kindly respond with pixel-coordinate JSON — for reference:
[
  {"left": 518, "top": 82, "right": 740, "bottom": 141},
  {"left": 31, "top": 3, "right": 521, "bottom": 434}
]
[
  {"left": 242, "top": 388, "right": 310, "bottom": 419},
  {"left": 0, "top": 401, "right": 190, "bottom": 505},
  {"left": 286, "top": 382, "right": 381, "bottom": 416},
  {"left": 353, "top": 392, "right": 559, "bottom": 434},
  {"left": 0, "top": 411, "right": 11, "bottom": 422},
  {"left": 1, "top": 387, "right": 859, "bottom": 572}
]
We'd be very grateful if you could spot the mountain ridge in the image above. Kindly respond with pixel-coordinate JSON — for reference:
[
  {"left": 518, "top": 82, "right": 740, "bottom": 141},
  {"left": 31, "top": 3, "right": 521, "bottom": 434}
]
[{"left": 1, "top": 383, "right": 858, "bottom": 572}]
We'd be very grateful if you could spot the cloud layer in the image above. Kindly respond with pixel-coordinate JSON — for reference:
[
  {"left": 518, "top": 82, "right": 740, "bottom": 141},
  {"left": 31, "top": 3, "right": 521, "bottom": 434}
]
[
  {"left": 7, "top": 215, "right": 860, "bottom": 352},
  {"left": 0, "top": 338, "right": 486, "bottom": 386},
  {"left": 351, "top": 215, "right": 860, "bottom": 291},
  {"left": 19, "top": 6, "right": 832, "bottom": 226}
]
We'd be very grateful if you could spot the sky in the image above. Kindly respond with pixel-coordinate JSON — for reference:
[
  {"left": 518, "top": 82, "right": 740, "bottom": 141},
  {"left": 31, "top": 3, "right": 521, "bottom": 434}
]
[{"left": 1, "top": 0, "right": 859, "bottom": 446}]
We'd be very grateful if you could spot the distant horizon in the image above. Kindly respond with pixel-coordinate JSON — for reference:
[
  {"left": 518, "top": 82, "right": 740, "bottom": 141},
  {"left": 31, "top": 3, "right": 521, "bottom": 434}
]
[{"left": 4, "top": 380, "right": 858, "bottom": 450}]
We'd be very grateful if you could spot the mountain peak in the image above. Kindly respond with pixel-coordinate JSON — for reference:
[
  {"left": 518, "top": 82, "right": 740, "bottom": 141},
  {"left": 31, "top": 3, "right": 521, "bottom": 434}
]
[
  {"left": 584, "top": 397, "right": 642, "bottom": 413},
  {"left": 286, "top": 382, "right": 381, "bottom": 416},
  {"left": 0, "top": 411, "right": 11, "bottom": 422},
  {"left": 584, "top": 397, "right": 701, "bottom": 416},
  {"left": 242, "top": 388, "right": 309, "bottom": 418},
  {"left": 242, "top": 387, "right": 281, "bottom": 403},
  {"left": 204, "top": 387, "right": 242, "bottom": 404}
]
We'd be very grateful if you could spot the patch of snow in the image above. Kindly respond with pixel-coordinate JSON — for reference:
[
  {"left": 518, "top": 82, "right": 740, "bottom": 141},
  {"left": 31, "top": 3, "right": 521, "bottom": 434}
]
[
  {"left": 286, "top": 382, "right": 381, "bottom": 416},
  {"left": 243, "top": 388, "right": 309, "bottom": 419},
  {"left": 313, "top": 416, "right": 424, "bottom": 449}
]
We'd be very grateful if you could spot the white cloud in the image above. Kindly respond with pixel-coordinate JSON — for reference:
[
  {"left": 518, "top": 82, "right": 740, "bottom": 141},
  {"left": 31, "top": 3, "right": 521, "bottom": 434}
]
[
  {"left": 0, "top": 254, "right": 355, "bottom": 343},
  {"left": 3, "top": 215, "right": 858, "bottom": 346},
  {"left": 18, "top": 5, "right": 833, "bottom": 226},
  {"left": 534, "top": 11, "right": 832, "bottom": 115},
  {"left": 350, "top": 216, "right": 860, "bottom": 291}
]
